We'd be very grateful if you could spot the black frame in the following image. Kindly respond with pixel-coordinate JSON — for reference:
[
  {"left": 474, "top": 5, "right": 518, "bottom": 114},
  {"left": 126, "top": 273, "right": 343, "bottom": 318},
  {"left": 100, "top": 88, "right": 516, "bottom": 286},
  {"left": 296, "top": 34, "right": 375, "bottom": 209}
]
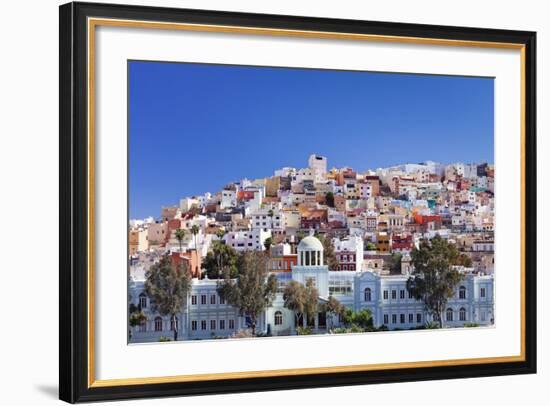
[{"left": 60, "top": 1, "right": 537, "bottom": 403}]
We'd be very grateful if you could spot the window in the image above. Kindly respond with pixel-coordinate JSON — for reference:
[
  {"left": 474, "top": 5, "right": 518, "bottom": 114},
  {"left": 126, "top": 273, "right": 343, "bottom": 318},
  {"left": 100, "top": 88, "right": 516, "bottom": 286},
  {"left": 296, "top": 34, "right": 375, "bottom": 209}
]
[
  {"left": 219, "top": 296, "right": 225, "bottom": 305},
  {"left": 446, "top": 308, "right": 454, "bottom": 322},
  {"left": 408, "top": 314, "right": 414, "bottom": 323},
  {"left": 400, "top": 314, "right": 405, "bottom": 324},
  {"left": 417, "top": 313, "right": 422, "bottom": 323},
  {"left": 139, "top": 322, "right": 146, "bottom": 332},
  {"left": 383, "top": 314, "right": 389, "bottom": 324},
  {"left": 201, "top": 295, "right": 207, "bottom": 305},
  {"left": 154, "top": 317, "right": 163, "bottom": 332},
  {"left": 228, "top": 319, "right": 235, "bottom": 329},
  {"left": 201, "top": 320, "right": 207, "bottom": 330},
  {"left": 480, "top": 287, "right": 486, "bottom": 298},
  {"left": 392, "top": 290, "right": 397, "bottom": 300},
  {"left": 391, "top": 314, "right": 397, "bottom": 324},
  {"left": 191, "top": 320, "right": 197, "bottom": 331},
  {"left": 191, "top": 295, "right": 197, "bottom": 305},
  {"left": 383, "top": 290, "right": 388, "bottom": 300},
  {"left": 459, "top": 286, "right": 466, "bottom": 299},
  {"left": 210, "top": 320, "right": 216, "bottom": 330},
  {"left": 364, "top": 288, "right": 372, "bottom": 302},
  {"left": 170, "top": 317, "right": 178, "bottom": 331},
  {"left": 400, "top": 290, "right": 405, "bottom": 299},
  {"left": 459, "top": 307, "right": 467, "bottom": 321},
  {"left": 219, "top": 320, "right": 225, "bottom": 330},
  {"left": 274, "top": 311, "right": 283, "bottom": 325},
  {"left": 139, "top": 293, "right": 147, "bottom": 309},
  {"left": 408, "top": 290, "right": 414, "bottom": 299},
  {"left": 210, "top": 295, "right": 216, "bottom": 305},
  {"left": 481, "top": 311, "right": 486, "bottom": 322}
]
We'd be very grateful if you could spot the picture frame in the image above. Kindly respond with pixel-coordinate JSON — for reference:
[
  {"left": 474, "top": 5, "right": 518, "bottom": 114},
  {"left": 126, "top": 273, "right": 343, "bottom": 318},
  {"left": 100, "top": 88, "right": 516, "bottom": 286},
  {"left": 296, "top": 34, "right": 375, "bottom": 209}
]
[{"left": 59, "top": 1, "right": 537, "bottom": 403}]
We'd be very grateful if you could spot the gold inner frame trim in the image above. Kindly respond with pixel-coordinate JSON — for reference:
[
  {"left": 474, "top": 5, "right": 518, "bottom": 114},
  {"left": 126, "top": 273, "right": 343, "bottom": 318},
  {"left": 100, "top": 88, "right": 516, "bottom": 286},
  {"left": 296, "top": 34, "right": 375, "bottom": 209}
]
[{"left": 87, "top": 17, "right": 527, "bottom": 388}]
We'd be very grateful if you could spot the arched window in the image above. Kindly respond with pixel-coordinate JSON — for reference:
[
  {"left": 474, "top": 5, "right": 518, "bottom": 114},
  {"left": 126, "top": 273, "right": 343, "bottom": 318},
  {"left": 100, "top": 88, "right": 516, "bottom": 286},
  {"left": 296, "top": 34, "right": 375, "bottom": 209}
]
[
  {"left": 154, "top": 316, "right": 163, "bottom": 332},
  {"left": 139, "top": 292, "right": 147, "bottom": 309},
  {"left": 274, "top": 311, "right": 283, "bottom": 326},
  {"left": 459, "top": 308, "right": 467, "bottom": 321},
  {"left": 459, "top": 286, "right": 466, "bottom": 300},
  {"left": 364, "top": 288, "right": 372, "bottom": 302},
  {"left": 446, "top": 308, "right": 454, "bottom": 322}
]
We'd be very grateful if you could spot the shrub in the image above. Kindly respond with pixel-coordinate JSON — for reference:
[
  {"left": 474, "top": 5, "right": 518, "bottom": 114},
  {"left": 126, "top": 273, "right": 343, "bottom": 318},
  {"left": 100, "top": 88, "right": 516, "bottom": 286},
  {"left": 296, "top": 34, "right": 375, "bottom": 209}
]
[
  {"left": 158, "top": 336, "right": 171, "bottom": 342},
  {"left": 296, "top": 326, "right": 313, "bottom": 335},
  {"left": 463, "top": 322, "right": 480, "bottom": 328}
]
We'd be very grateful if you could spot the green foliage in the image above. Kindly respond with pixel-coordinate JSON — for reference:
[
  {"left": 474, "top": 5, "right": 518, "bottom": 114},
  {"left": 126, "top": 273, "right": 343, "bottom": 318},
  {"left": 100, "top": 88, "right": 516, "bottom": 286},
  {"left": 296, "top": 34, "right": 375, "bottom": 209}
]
[
  {"left": 387, "top": 252, "right": 402, "bottom": 273},
  {"left": 330, "top": 327, "right": 348, "bottom": 334},
  {"left": 463, "top": 322, "right": 480, "bottom": 328},
  {"left": 174, "top": 228, "right": 186, "bottom": 251},
  {"left": 325, "top": 192, "right": 335, "bottom": 208},
  {"left": 341, "top": 308, "right": 373, "bottom": 330},
  {"left": 406, "top": 235, "right": 464, "bottom": 328},
  {"left": 283, "top": 278, "right": 319, "bottom": 328},
  {"left": 217, "top": 251, "right": 278, "bottom": 335},
  {"left": 296, "top": 326, "right": 313, "bottom": 335},
  {"left": 129, "top": 311, "right": 147, "bottom": 327},
  {"left": 315, "top": 233, "right": 339, "bottom": 270},
  {"left": 128, "top": 303, "right": 138, "bottom": 314},
  {"left": 319, "top": 295, "right": 344, "bottom": 329},
  {"left": 456, "top": 253, "right": 473, "bottom": 267},
  {"left": 330, "top": 325, "right": 366, "bottom": 334},
  {"left": 366, "top": 242, "right": 377, "bottom": 251},
  {"left": 424, "top": 321, "right": 441, "bottom": 329},
  {"left": 158, "top": 336, "right": 171, "bottom": 342},
  {"left": 190, "top": 224, "right": 200, "bottom": 253},
  {"left": 263, "top": 237, "right": 273, "bottom": 252},
  {"left": 202, "top": 241, "right": 239, "bottom": 279},
  {"left": 215, "top": 228, "right": 226, "bottom": 240},
  {"left": 144, "top": 255, "right": 192, "bottom": 341}
]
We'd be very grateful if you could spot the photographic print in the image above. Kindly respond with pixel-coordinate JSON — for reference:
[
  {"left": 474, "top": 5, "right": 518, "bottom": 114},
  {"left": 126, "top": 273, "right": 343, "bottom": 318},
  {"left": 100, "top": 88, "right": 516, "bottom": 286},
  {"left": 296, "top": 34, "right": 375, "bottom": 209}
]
[{"left": 127, "top": 61, "right": 495, "bottom": 343}]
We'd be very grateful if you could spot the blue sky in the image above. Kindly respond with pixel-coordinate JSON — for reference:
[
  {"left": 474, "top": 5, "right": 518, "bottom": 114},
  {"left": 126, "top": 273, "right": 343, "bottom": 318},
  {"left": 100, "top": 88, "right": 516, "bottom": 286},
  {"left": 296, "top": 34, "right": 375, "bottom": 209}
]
[{"left": 129, "top": 61, "right": 494, "bottom": 219}]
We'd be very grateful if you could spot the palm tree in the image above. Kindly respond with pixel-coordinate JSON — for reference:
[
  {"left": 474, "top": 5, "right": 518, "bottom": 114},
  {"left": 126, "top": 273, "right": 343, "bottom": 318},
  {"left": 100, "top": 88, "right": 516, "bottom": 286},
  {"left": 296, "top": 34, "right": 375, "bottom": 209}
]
[
  {"left": 216, "top": 228, "right": 226, "bottom": 242},
  {"left": 191, "top": 225, "right": 200, "bottom": 253},
  {"left": 174, "top": 228, "right": 186, "bottom": 252},
  {"left": 263, "top": 237, "right": 273, "bottom": 254}
]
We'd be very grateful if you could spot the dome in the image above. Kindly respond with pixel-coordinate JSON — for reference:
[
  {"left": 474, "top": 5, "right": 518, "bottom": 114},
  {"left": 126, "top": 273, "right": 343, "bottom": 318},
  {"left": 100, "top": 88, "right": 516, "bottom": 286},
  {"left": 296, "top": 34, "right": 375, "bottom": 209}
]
[{"left": 297, "top": 235, "right": 324, "bottom": 252}]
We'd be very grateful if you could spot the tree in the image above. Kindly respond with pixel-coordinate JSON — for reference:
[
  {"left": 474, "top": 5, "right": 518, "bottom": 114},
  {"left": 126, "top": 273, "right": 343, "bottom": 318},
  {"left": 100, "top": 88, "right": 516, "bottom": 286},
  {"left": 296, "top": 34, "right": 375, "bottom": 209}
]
[
  {"left": 283, "top": 278, "right": 319, "bottom": 328},
  {"left": 216, "top": 228, "right": 226, "bottom": 241},
  {"left": 325, "top": 192, "right": 335, "bottom": 208},
  {"left": 174, "top": 228, "right": 186, "bottom": 252},
  {"left": 387, "top": 252, "right": 402, "bottom": 273},
  {"left": 263, "top": 236, "right": 273, "bottom": 253},
  {"left": 217, "top": 251, "right": 277, "bottom": 335},
  {"left": 406, "top": 235, "right": 464, "bottom": 328},
  {"left": 144, "top": 255, "right": 192, "bottom": 341},
  {"left": 316, "top": 233, "right": 338, "bottom": 270},
  {"left": 320, "top": 295, "right": 344, "bottom": 329},
  {"left": 190, "top": 224, "right": 200, "bottom": 252},
  {"left": 341, "top": 308, "right": 373, "bottom": 330},
  {"left": 456, "top": 252, "right": 473, "bottom": 267},
  {"left": 366, "top": 242, "right": 377, "bottom": 251},
  {"left": 202, "top": 241, "right": 239, "bottom": 279}
]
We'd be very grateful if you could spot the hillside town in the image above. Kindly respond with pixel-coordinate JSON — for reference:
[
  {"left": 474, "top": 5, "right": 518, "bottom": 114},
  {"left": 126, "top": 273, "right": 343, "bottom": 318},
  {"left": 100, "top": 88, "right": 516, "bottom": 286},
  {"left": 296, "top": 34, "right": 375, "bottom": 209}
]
[{"left": 128, "top": 154, "right": 495, "bottom": 342}]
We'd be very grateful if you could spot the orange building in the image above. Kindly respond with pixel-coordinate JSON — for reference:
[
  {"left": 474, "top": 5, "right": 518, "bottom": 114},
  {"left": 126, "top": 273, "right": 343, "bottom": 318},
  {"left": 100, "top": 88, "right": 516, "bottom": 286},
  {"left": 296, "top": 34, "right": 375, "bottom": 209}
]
[
  {"left": 171, "top": 250, "right": 202, "bottom": 278},
  {"left": 268, "top": 254, "right": 298, "bottom": 273}
]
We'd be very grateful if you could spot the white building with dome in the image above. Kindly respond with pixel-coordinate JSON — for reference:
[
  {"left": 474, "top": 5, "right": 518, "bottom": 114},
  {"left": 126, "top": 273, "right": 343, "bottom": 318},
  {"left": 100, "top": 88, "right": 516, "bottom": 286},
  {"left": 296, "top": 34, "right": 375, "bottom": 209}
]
[{"left": 129, "top": 234, "right": 494, "bottom": 342}]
